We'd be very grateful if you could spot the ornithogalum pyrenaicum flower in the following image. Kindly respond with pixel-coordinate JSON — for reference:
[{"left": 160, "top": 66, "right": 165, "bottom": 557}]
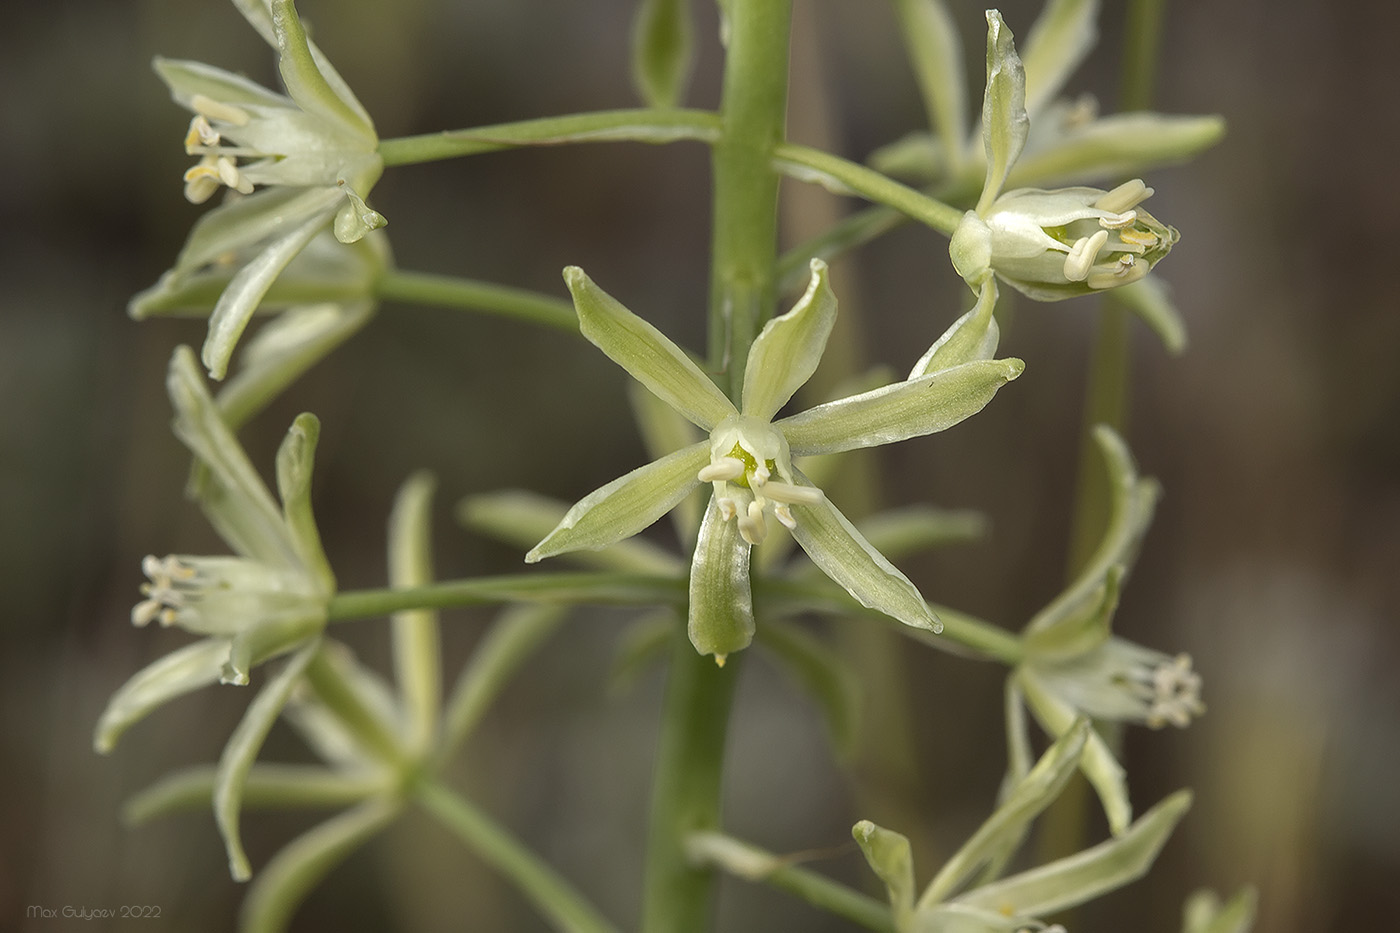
[
  {"left": 141, "top": 0, "right": 385, "bottom": 380},
  {"left": 1007, "top": 426, "right": 1203, "bottom": 836},
  {"left": 948, "top": 11, "right": 1178, "bottom": 300},
  {"left": 95, "top": 345, "right": 335, "bottom": 756},
  {"left": 526, "top": 259, "right": 1024, "bottom": 661}
]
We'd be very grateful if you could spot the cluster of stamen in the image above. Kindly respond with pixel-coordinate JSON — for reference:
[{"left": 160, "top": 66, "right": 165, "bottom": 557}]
[
  {"left": 180, "top": 95, "right": 257, "bottom": 204},
  {"left": 1124, "top": 652, "right": 1205, "bottom": 729},
  {"left": 697, "top": 443, "right": 822, "bottom": 546},
  {"left": 132, "top": 555, "right": 196, "bottom": 627},
  {"left": 1061, "top": 179, "right": 1162, "bottom": 290}
]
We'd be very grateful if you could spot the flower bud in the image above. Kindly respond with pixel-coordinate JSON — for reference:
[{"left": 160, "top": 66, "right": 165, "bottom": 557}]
[{"left": 951, "top": 179, "right": 1178, "bottom": 301}]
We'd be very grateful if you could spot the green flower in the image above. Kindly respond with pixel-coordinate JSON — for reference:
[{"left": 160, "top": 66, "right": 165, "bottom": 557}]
[
  {"left": 526, "top": 260, "right": 1023, "bottom": 661},
  {"left": 143, "top": 0, "right": 385, "bottom": 379},
  {"left": 95, "top": 345, "right": 335, "bottom": 754}
]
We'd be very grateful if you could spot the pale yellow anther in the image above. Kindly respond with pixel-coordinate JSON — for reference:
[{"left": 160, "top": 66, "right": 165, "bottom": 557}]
[
  {"left": 761, "top": 480, "right": 823, "bottom": 506},
  {"left": 1063, "top": 230, "right": 1109, "bottom": 282},
  {"left": 717, "top": 498, "right": 739, "bottom": 522},
  {"left": 184, "top": 115, "right": 221, "bottom": 154},
  {"left": 1097, "top": 209, "right": 1138, "bottom": 230},
  {"left": 1094, "top": 179, "right": 1153, "bottom": 214},
  {"left": 698, "top": 457, "right": 745, "bottom": 483},
  {"left": 774, "top": 504, "right": 797, "bottom": 530},
  {"left": 215, "top": 156, "right": 254, "bottom": 194},
  {"left": 738, "top": 499, "right": 768, "bottom": 546},
  {"left": 190, "top": 93, "right": 251, "bottom": 127},
  {"left": 183, "top": 156, "right": 223, "bottom": 204},
  {"left": 1118, "top": 226, "right": 1159, "bottom": 248}
]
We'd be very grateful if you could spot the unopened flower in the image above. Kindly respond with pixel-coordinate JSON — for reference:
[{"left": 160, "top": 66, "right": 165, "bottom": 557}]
[
  {"left": 949, "top": 11, "right": 1178, "bottom": 300},
  {"left": 527, "top": 259, "right": 1023, "bottom": 661},
  {"left": 95, "top": 345, "right": 335, "bottom": 753},
  {"left": 142, "top": 0, "right": 385, "bottom": 379}
]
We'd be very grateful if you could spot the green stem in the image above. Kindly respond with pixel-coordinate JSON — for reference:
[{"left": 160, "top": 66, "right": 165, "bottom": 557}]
[
  {"left": 705, "top": 0, "right": 793, "bottom": 394},
  {"left": 326, "top": 572, "right": 686, "bottom": 622},
  {"left": 416, "top": 780, "right": 619, "bottom": 933},
  {"left": 376, "top": 269, "right": 578, "bottom": 334},
  {"left": 378, "top": 109, "right": 720, "bottom": 166},
  {"left": 772, "top": 143, "right": 964, "bottom": 235},
  {"left": 686, "top": 832, "right": 895, "bottom": 932},
  {"left": 641, "top": 630, "right": 744, "bottom": 933},
  {"left": 303, "top": 650, "right": 408, "bottom": 767},
  {"left": 1120, "top": 0, "right": 1166, "bottom": 112}
]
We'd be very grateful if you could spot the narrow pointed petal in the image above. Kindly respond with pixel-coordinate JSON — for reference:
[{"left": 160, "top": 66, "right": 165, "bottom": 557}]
[
  {"left": 977, "top": 11, "right": 1029, "bottom": 214},
  {"left": 851, "top": 820, "right": 916, "bottom": 927},
  {"left": 920, "top": 720, "right": 1090, "bottom": 907},
  {"left": 204, "top": 207, "right": 336, "bottom": 380},
  {"left": 954, "top": 790, "right": 1192, "bottom": 916},
  {"left": 275, "top": 413, "right": 334, "bottom": 592},
  {"left": 741, "top": 259, "right": 838, "bottom": 421},
  {"left": 239, "top": 796, "right": 400, "bottom": 933},
  {"left": 564, "top": 266, "right": 736, "bottom": 431},
  {"left": 1025, "top": 425, "right": 1157, "bottom": 636},
  {"left": 628, "top": 380, "right": 706, "bottom": 546},
  {"left": 687, "top": 497, "right": 754, "bottom": 660},
  {"left": 910, "top": 278, "right": 1000, "bottom": 378},
  {"left": 170, "top": 186, "right": 344, "bottom": 277},
  {"left": 153, "top": 57, "right": 290, "bottom": 111},
  {"left": 1009, "top": 112, "right": 1226, "bottom": 191},
  {"left": 94, "top": 638, "right": 230, "bottom": 753},
  {"left": 215, "top": 641, "right": 320, "bottom": 881},
  {"left": 1021, "top": 0, "right": 1099, "bottom": 118},
  {"left": 269, "top": 0, "right": 376, "bottom": 142},
  {"left": 778, "top": 358, "right": 1024, "bottom": 456},
  {"left": 787, "top": 477, "right": 940, "bottom": 633},
  {"left": 526, "top": 440, "right": 709, "bottom": 562},
  {"left": 890, "top": 0, "right": 966, "bottom": 174},
  {"left": 168, "top": 347, "right": 298, "bottom": 565},
  {"left": 460, "top": 490, "right": 682, "bottom": 575}
]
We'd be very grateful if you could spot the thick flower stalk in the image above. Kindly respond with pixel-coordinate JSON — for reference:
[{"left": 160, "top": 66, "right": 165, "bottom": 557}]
[
  {"left": 95, "top": 345, "right": 335, "bottom": 755},
  {"left": 138, "top": 0, "right": 385, "bottom": 380},
  {"left": 526, "top": 259, "right": 1023, "bottom": 661},
  {"left": 948, "top": 10, "right": 1179, "bottom": 300}
]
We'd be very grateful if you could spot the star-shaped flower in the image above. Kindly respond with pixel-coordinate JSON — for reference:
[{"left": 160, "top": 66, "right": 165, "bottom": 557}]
[
  {"left": 526, "top": 260, "right": 1024, "bottom": 661},
  {"left": 142, "top": 0, "right": 385, "bottom": 379},
  {"left": 95, "top": 345, "right": 335, "bottom": 755}
]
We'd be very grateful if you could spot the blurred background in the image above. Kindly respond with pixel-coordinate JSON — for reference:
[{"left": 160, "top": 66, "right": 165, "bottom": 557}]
[{"left": 3, "top": 0, "right": 1397, "bottom": 930}]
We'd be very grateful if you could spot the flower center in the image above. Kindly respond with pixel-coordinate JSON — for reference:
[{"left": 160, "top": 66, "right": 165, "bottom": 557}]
[
  {"left": 1121, "top": 652, "right": 1205, "bottom": 729},
  {"left": 697, "top": 416, "right": 822, "bottom": 546}
]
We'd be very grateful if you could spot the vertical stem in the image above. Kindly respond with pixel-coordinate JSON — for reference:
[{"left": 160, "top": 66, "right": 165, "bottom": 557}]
[
  {"left": 706, "top": 0, "right": 794, "bottom": 397},
  {"left": 641, "top": 3, "right": 793, "bottom": 931}
]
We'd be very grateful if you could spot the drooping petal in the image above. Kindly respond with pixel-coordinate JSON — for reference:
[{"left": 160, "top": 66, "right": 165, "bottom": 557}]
[
  {"left": 977, "top": 11, "right": 1029, "bottom": 214},
  {"left": 1021, "top": 0, "right": 1099, "bottom": 118},
  {"left": 787, "top": 476, "right": 940, "bottom": 633},
  {"left": 239, "top": 796, "right": 400, "bottom": 933},
  {"left": 94, "top": 638, "right": 231, "bottom": 754},
  {"left": 275, "top": 413, "right": 335, "bottom": 593},
  {"left": 167, "top": 186, "right": 345, "bottom": 279},
  {"left": 215, "top": 640, "right": 320, "bottom": 882},
  {"left": 687, "top": 496, "right": 754, "bottom": 660},
  {"left": 778, "top": 358, "right": 1024, "bottom": 456},
  {"left": 741, "top": 259, "right": 837, "bottom": 421},
  {"left": 270, "top": 0, "right": 376, "bottom": 143},
  {"left": 204, "top": 205, "right": 338, "bottom": 380},
  {"left": 168, "top": 347, "right": 298, "bottom": 566},
  {"left": 909, "top": 278, "right": 1000, "bottom": 378},
  {"left": 952, "top": 790, "right": 1192, "bottom": 916},
  {"left": 526, "top": 440, "right": 710, "bottom": 562},
  {"left": 564, "top": 266, "right": 736, "bottom": 431}
]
